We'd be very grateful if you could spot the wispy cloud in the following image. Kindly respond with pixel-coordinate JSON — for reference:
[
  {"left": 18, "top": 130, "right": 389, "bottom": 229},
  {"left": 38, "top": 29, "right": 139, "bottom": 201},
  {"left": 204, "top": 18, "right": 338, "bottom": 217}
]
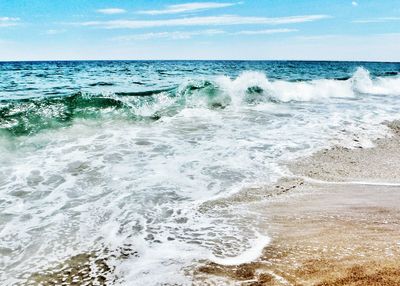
[
  {"left": 294, "top": 34, "right": 343, "bottom": 41},
  {"left": 352, "top": 1, "right": 358, "bottom": 6},
  {"left": 77, "top": 14, "right": 330, "bottom": 29},
  {"left": 236, "top": 28, "right": 298, "bottom": 35},
  {"left": 138, "top": 2, "right": 240, "bottom": 15},
  {"left": 294, "top": 33, "right": 400, "bottom": 41},
  {"left": 45, "top": 29, "right": 67, "bottom": 35},
  {"left": 97, "top": 8, "right": 127, "bottom": 15},
  {"left": 353, "top": 17, "right": 400, "bottom": 23},
  {"left": 114, "top": 29, "right": 225, "bottom": 41},
  {"left": 0, "top": 17, "right": 20, "bottom": 27},
  {"left": 114, "top": 28, "right": 298, "bottom": 41}
]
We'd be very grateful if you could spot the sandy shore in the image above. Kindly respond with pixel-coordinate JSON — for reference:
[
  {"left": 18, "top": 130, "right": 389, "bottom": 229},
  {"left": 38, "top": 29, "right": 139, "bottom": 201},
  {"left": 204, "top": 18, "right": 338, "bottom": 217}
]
[{"left": 195, "top": 121, "right": 400, "bottom": 285}]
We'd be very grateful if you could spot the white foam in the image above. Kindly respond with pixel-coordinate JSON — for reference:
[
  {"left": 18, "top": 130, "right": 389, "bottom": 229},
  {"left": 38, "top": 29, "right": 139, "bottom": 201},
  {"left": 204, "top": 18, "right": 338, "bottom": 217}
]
[
  {"left": 216, "top": 71, "right": 272, "bottom": 106},
  {"left": 296, "top": 175, "right": 400, "bottom": 187},
  {"left": 352, "top": 67, "right": 400, "bottom": 96},
  {"left": 210, "top": 234, "right": 271, "bottom": 266},
  {"left": 214, "top": 67, "right": 400, "bottom": 103}
]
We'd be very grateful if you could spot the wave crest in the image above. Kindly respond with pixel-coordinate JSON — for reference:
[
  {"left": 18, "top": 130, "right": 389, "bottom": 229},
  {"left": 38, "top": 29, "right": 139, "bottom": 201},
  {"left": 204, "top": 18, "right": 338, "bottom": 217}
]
[
  {"left": 214, "top": 67, "right": 400, "bottom": 103},
  {"left": 352, "top": 67, "right": 400, "bottom": 96}
]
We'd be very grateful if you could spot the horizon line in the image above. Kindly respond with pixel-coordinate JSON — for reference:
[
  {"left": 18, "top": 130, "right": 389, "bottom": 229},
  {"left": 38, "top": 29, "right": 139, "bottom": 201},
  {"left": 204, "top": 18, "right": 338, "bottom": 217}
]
[{"left": 1, "top": 59, "right": 399, "bottom": 64}]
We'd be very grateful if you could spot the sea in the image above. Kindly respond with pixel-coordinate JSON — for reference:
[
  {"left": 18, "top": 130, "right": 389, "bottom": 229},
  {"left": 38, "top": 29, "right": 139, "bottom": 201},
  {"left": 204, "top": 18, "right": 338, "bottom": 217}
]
[{"left": 1, "top": 60, "right": 400, "bottom": 285}]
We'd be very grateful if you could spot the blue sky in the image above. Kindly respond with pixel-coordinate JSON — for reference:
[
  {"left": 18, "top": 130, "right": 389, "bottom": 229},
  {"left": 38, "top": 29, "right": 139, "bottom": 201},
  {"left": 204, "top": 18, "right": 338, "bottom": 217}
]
[{"left": 0, "top": 0, "right": 399, "bottom": 61}]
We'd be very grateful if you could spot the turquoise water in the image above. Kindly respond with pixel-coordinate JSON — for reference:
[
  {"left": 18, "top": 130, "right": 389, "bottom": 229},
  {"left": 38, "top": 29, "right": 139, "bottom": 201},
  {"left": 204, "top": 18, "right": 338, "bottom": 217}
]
[
  {"left": 1, "top": 61, "right": 400, "bottom": 284},
  {"left": 1, "top": 61, "right": 399, "bottom": 136}
]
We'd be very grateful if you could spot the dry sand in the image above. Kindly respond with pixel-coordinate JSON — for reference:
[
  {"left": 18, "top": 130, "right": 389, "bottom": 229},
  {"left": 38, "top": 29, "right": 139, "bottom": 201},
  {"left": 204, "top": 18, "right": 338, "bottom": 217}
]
[{"left": 195, "top": 121, "right": 400, "bottom": 285}]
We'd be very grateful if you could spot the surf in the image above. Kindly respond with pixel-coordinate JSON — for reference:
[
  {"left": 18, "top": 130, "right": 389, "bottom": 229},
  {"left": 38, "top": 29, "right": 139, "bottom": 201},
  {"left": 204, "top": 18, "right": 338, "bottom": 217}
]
[{"left": 1, "top": 67, "right": 399, "bottom": 136}]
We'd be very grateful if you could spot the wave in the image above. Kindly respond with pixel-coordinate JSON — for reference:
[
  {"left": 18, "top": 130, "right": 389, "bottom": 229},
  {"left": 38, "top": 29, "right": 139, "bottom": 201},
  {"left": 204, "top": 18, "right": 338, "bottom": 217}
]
[
  {"left": 0, "top": 92, "right": 135, "bottom": 136},
  {"left": 88, "top": 82, "right": 115, "bottom": 87},
  {"left": 351, "top": 67, "right": 400, "bottom": 96},
  {"left": 115, "top": 87, "right": 175, "bottom": 97},
  {"left": 215, "top": 67, "right": 400, "bottom": 103},
  {"left": 1, "top": 67, "right": 399, "bottom": 136}
]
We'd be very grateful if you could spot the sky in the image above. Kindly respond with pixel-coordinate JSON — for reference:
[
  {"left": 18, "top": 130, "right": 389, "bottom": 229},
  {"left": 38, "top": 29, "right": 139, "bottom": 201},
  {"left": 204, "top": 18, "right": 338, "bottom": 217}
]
[{"left": 0, "top": 0, "right": 399, "bottom": 61}]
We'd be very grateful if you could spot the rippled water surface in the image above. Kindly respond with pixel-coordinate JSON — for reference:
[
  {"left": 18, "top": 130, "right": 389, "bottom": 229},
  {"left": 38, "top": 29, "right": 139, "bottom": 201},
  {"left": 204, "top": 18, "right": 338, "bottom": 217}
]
[{"left": 1, "top": 61, "right": 400, "bottom": 284}]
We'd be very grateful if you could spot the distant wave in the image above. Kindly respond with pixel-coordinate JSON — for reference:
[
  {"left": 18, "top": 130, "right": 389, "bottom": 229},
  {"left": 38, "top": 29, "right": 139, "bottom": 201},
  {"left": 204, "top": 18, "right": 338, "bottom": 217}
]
[
  {"left": 115, "top": 87, "right": 175, "bottom": 96},
  {"left": 88, "top": 82, "right": 115, "bottom": 87}
]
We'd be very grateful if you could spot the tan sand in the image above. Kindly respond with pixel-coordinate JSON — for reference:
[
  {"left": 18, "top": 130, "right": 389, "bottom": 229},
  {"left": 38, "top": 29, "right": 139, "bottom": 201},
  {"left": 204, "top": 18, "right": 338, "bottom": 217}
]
[{"left": 195, "top": 121, "right": 400, "bottom": 285}]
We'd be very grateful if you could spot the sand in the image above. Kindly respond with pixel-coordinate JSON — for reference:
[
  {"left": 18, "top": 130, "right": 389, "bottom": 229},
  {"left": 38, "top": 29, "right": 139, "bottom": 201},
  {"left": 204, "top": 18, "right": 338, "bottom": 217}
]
[{"left": 195, "top": 121, "right": 400, "bottom": 285}]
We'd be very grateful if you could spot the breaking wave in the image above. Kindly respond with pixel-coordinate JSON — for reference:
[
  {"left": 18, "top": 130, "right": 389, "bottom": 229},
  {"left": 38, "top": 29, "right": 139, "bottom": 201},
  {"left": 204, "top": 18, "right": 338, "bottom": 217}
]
[{"left": 1, "top": 67, "right": 399, "bottom": 136}]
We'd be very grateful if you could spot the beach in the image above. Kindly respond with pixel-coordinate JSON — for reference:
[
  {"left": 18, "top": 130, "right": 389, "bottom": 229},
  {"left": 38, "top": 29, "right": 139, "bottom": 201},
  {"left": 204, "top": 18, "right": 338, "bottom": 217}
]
[
  {"left": 195, "top": 121, "right": 400, "bottom": 285},
  {"left": 2, "top": 0, "right": 400, "bottom": 283},
  {"left": 1, "top": 61, "right": 400, "bottom": 285},
  {"left": 25, "top": 121, "right": 400, "bottom": 286}
]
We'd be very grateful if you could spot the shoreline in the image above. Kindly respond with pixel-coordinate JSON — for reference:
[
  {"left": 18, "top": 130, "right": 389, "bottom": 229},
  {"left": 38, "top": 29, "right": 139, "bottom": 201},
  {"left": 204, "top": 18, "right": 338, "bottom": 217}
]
[
  {"left": 195, "top": 120, "right": 400, "bottom": 285},
  {"left": 23, "top": 121, "right": 400, "bottom": 285}
]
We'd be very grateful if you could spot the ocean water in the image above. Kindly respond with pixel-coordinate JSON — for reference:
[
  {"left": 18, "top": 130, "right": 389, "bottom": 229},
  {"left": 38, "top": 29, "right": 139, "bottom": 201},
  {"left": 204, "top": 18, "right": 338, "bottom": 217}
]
[{"left": 1, "top": 61, "right": 400, "bottom": 284}]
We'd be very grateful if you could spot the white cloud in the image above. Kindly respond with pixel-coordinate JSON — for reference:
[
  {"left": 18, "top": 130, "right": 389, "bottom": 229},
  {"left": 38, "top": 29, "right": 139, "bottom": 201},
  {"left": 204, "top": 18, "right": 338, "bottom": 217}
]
[
  {"left": 236, "top": 28, "right": 298, "bottom": 35},
  {"left": 352, "top": 1, "right": 358, "bottom": 6},
  {"left": 294, "top": 34, "right": 341, "bottom": 41},
  {"left": 45, "top": 29, "right": 66, "bottom": 35},
  {"left": 97, "top": 8, "right": 127, "bottom": 15},
  {"left": 353, "top": 17, "right": 400, "bottom": 23},
  {"left": 113, "top": 28, "right": 298, "bottom": 41},
  {"left": 114, "top": 29, "right": 225, "bottom": 41},
  {"left": 0, "top": 17, "right": 20, "bottom": 27},
  {"left": 138, "top": 2, "right": 239, "bottom": 15},
  {"left": 78, "top": 14, "right": 330, "bottom": 29},
  {"left": 295, "top": 33, "right": 400, "bottom": 42}
]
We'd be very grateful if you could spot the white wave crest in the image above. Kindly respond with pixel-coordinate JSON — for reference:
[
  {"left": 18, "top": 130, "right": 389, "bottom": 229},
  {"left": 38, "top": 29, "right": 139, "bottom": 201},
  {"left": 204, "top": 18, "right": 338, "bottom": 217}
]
[
  {"left": 215, "top": 67, "right": 400, "bottom": 103},
  {"left": 352, "top": 67, "right": 400, "bottom": 96}
]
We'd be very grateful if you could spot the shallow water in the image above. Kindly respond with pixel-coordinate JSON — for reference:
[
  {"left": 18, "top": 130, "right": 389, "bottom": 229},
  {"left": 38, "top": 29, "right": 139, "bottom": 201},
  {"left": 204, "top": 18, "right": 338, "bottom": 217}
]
[{"left": 1, "top": 61, "right": 400, "bottom": 285}]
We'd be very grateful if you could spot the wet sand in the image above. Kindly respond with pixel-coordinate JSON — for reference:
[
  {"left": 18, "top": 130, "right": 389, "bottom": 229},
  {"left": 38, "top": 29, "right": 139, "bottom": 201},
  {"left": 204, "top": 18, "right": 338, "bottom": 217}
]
[{"left": 196, "top": 121, "right": 400, "bottom": 285}]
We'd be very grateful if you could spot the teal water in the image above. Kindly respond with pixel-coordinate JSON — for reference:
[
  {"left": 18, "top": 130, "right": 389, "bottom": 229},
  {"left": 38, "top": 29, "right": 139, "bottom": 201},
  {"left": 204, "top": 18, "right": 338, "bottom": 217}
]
[
  {"left": 1, "top": 61, "right": 400, "bottom": 284},
  {"left": 1, "top": 61, "right": 399, "bottom": 136}
]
